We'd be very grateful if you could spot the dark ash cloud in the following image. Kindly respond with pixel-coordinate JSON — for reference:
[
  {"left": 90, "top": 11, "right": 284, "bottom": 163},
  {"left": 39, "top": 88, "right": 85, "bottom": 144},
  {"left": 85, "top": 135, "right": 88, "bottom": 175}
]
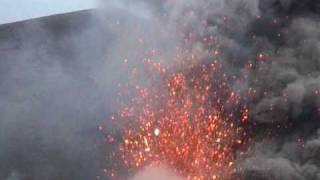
[
  {"left": 1, "top": 1, "right": 320, "bottom": 180},
  {"left": 127, "top": 0, "right": 320, "bottom": 179}
]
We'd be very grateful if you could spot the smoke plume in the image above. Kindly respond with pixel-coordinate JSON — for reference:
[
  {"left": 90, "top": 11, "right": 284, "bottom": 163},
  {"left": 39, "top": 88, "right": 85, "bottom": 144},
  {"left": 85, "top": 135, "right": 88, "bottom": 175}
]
[
  {"left": 102, "top": 0, "right": 320, "bottom": 179},
  {"left": 0, "top": 0, "right": 320, "bottom": 179}
]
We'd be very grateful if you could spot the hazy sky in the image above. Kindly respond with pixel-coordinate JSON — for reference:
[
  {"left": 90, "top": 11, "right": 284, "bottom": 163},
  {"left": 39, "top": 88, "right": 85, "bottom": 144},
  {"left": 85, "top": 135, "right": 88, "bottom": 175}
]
[{"left": 0, "top": 0, "right": 98, "bottom": 24}]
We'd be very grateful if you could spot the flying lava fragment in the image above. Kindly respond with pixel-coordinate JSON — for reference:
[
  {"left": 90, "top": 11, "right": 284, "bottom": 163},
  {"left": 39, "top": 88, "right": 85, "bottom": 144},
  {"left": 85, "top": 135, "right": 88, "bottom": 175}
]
[{"left": 108, "top": 56, "right": 250, "bottom": 180}]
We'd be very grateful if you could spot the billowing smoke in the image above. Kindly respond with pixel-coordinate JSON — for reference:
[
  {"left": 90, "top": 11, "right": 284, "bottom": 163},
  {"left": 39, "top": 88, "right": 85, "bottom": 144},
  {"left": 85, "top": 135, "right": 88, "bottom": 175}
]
[
  {"left": 0, "top": 0, "right": 320, "bottom": 179},
  {"left": 0, "top": 2, "right": 178, "bottom": 179},
  {"left": 0, "top": 10, "right": 115, "bottom": 180},
  {"left": 101, "top": 0, "right": 320, "bottom": 179}
]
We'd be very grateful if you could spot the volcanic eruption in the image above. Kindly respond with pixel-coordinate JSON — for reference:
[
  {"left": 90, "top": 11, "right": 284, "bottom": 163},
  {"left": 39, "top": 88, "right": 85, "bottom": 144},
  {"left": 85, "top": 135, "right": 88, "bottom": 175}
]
[
  {"left": 1, "top": 0, "right": 320, "bottom": 180},
  {"left": 101, "top": 0, "right": 320, "bottom": 180}
]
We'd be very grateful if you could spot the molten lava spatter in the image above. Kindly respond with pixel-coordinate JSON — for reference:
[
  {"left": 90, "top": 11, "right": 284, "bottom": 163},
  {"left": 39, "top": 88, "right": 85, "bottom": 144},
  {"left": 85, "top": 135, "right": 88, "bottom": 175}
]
[{"left": 108, "top": 59, "right": 249, "bottom": 180}]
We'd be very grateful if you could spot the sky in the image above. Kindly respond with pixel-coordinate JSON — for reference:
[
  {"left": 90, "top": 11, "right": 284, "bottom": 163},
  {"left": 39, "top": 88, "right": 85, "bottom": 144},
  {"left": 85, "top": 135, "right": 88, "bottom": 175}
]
[{"left": 0, "top": 0, "right": 98, "bottom": 24}]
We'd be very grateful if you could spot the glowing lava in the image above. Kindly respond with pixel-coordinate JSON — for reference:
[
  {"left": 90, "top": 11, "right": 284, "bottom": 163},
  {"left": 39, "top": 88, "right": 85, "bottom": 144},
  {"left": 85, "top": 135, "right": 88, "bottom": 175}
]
[{"left": 110, "top": 59, "right": 249, "bottom": 180}]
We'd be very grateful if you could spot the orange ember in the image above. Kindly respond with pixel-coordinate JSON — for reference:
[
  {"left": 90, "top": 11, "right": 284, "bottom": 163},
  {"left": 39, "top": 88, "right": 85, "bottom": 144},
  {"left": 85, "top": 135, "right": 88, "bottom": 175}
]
[{"left": 111, "top": 59, "right": 249, "bottom": 180}]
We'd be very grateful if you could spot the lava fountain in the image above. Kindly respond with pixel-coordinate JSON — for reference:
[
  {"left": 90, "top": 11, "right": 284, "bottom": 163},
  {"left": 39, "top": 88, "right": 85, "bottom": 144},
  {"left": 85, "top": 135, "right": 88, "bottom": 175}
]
[{"left": 107, "top": 54, "right": 250, "bottom": 180}]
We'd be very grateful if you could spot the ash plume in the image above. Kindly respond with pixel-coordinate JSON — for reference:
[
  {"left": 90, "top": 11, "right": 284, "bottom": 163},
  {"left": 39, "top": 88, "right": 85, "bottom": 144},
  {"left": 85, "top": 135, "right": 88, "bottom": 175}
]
[
  {"left": 0, "top": 0, "right": 320, "bottom": 180},
  {"left": 102, "top": 0, "right": 320, "bottom": 179}
]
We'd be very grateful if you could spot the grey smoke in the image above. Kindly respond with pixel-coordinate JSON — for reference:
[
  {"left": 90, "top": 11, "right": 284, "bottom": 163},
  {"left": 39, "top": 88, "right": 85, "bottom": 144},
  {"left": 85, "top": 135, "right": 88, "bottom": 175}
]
[
  {"left": 0, "top": 11, "right": 113, "bottom": 180},
  {"left": 120, "top": 0, "right": 320, "bottom": 179},
  {"left": 0, "top": 1, "right": 179, "bottom": 179},
  {"left": 1, "top": 0, "right": 320, "bottom": 179}
]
